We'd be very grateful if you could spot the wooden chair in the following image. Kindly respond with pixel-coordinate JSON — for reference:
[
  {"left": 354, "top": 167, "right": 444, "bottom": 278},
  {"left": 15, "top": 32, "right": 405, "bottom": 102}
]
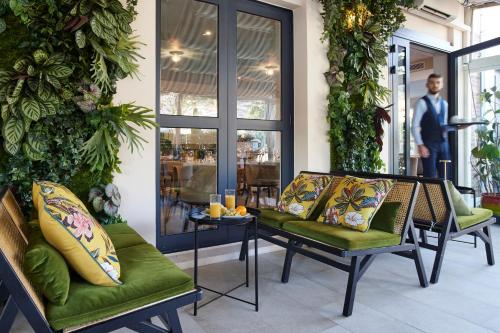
[
  {"left": 244, "top": 163, "right": 280, "bottom": 208},
  {"left": 411, "top": 178, "right": 496, "bottom": 283},
  {"left": 0, "top": 187, "right": 202, "bottom": 333}
]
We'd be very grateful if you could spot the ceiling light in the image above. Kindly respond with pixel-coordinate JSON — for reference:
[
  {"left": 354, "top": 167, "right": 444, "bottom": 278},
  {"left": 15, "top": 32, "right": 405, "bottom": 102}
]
[
  {"left": 170, "top": 50, "right": 184, "bottom": 63},
  {"left": 202, "top": 30, "right": 212, "bottom": 36},
  {"left": 265, "top": 65, "right": 278, "bottom": 76}
]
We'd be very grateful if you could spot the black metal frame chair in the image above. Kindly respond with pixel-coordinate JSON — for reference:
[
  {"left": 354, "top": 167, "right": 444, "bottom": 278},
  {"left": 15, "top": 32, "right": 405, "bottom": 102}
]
[
  {"left": 407, "top": 177, "right": 496, "bottom": 283},
  {"left": 0, "top": 187, "right": 202, "bottom": 333},
  {"left": 241, "top": 171, "right": 429, "bottom": 316}
]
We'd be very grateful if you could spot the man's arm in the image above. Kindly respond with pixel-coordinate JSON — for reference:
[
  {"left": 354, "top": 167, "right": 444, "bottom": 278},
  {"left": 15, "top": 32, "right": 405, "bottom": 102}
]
[{"left": 412, "top": 99, "right": 429, "bottom": 158}]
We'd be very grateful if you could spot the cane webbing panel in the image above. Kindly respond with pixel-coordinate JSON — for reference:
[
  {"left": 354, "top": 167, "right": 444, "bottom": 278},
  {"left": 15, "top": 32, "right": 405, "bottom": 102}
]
[
  {"left": 384, "top": 181, "right": 415, "bottom": 235},
  {"left": 2, "top": 190, "right": 29, "bottom": 242},
  {"left": 0, "top": 193, "right": 46, "bottom": 317},
  {"left": 413, "top": 183, "right": 449, "bottom": 225}
]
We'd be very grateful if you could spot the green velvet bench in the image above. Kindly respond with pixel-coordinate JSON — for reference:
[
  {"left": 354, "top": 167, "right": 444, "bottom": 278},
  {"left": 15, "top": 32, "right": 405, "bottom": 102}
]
[
  {"left": 240, "top": 171, "right": 429, "bottom": 317},
  {"left": 0, "top": 188, "right": 202, "bottom": 333}
]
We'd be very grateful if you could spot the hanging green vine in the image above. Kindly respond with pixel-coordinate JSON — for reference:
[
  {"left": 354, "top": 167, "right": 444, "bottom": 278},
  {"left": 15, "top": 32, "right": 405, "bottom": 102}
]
[
  {"left": 319, "top": 0, "right": 414, "bottom": 172},
  {"left": 0, "top": 0, "right": 155, "bottom": 213}
]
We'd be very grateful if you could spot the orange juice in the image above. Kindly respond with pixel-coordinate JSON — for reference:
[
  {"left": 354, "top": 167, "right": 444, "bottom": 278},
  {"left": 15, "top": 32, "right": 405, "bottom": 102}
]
[
  {"left": 210, "top": 202, "right": 221, "bottom": 219},
  {"left": 225, "top": 195, "right": 236, "bottom": 210}
]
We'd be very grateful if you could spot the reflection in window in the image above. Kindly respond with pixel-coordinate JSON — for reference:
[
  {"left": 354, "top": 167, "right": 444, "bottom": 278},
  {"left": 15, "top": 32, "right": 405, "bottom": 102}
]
[
  {"left": 160, "top": 128, "right": 217, "bottom": 235},
  {"left": 160, "top": 0, "right": 218, "bottom": 117},
  {"left": 237, "top": 12, "right": 281, "bottom": 120},
  {"left": 237, "top": 131, "right": 281, "bottom": 208}
]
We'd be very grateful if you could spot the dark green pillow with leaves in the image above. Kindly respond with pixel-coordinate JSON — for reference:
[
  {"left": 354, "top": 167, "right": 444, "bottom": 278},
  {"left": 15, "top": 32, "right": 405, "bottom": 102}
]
[
  {"left": 446, "top": 181, "right": 473, "bottom": 216},
  {"left": 23, "top": 222, "right": 71, "bottom": 305},
  {"left": 370, "top": 202, "right": 402, "bottom": 234}
]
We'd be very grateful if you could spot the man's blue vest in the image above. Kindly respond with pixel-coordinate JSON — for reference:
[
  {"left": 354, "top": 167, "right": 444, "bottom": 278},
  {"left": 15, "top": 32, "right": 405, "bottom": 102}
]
[{"left": 420, "top": 95, "right": 446, "bottom": 144}]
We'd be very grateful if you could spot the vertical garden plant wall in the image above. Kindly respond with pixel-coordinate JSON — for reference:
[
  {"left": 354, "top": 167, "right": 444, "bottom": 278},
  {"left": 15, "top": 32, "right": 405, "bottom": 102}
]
[
  {"left": 0, "top": 0, "right": 155, "bottom": 214},
  {"left": 318, "top": 0, "right": 414, "bottom": 172}
]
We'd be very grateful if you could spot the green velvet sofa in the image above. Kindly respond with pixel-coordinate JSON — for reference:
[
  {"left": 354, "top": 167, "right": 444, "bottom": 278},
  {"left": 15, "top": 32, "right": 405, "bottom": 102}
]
[
  {"left": 0, "top": 187, "right": 202, "bottom": 333},
  {"left": 240, "top": 171, "right": 429, "bottom": 317}
]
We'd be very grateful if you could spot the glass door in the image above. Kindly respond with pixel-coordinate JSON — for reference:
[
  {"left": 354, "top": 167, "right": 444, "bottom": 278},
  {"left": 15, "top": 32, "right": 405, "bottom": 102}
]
[
  {"left": 449, "top": 37, "right": 500, "bottom": 189},
  {"left": 156, "top": 0, "right": 293, "bottom": 253},
  {"left": 389, "top": 37, "right": 410, "bottom": 175}
]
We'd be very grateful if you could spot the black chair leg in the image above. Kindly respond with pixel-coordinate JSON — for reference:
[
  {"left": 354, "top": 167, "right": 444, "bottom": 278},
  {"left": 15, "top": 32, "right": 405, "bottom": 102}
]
[
  {"left": 159, "top": 310, "right": 183, "bottom": 333},
  {"left": 484, "top": 225, "right": 495, "bottom": 266},
  {"left": 343, "top": 256, "right": 361, "bottom": 317},
  {"left": 281, "top": 240, "right": 297, "bottom": 283},
  {"left": 0, "top": 280, "right": 8, "bottom": 304},
  {"left": 409, "top": 225, "right": 429, "bottom": 287},
  {"left": 239, "top": 228, "right": 248, "bottom": 261},
  {"left": 430, "top": 233, "right": 449, "bottom": 284},
  {"left": 419, "top": 229, "right": 428, "bottom": 244},
  {"left": 256, "top": 187, "right": 260, "bottom": 208},
  {"left": 0, "top": 296, "right": 18, "bottom": 333}
]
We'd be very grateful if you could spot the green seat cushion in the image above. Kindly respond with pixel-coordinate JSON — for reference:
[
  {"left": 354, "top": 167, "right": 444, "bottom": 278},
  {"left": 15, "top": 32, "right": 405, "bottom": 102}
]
[
  {"left": 23, "top": 224, "right": 70, "bottom": 306},
  {"left": 370, "top": 202, "right": 402, "bottom": 234},
  {"left": 457, "top": 208, "right": 493, "bottom": 230},
  {"left": 103, "top": 223, "right": 147, "bottom": 250},
  {"left": 258, "top": 208, "right": 301, "bottom": 228},
  {"left": 446, "top": 181, "right": 473, "bottom": 216},
  {"left": 46, "top": 244, "right": 194, "bottom": 331},
  {"left": 282, "top": 221, "right": 401, "bottom": 250}
]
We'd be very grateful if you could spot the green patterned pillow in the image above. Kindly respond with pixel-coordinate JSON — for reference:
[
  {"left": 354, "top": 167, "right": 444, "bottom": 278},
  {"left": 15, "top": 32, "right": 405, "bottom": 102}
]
[{"left": 277, "top": 173, "right": 333, "bottom": 219}]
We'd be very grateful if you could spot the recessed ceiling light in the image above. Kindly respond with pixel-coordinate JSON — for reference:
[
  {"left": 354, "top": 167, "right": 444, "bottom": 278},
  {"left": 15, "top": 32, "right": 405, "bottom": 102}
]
[
  {"left": 265, "top": 65, "right": 279, "bottom": 76},
  {"left": 170, "top": 50, "right": 184, "bottom": 63},
  {"left": 203, "top": 30, "right": 212, "bottom": 36}
]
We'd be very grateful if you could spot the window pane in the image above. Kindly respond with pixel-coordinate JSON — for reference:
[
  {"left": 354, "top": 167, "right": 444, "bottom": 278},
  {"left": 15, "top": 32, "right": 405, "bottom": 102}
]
[
  {"left": 160, "top": 0, "right": 218, "bottom": 117},
  {"left": 397, "top": 46, "right": 407, "bottom": 175},
  {"left": 237, "top": 12, "right": 281, "bottom": 120},
  {"left": 160, "top": 128, "right": 217, "bottom": 235},
  {"left": 237, "top": 130, "right": 281, "bottom": 208}
]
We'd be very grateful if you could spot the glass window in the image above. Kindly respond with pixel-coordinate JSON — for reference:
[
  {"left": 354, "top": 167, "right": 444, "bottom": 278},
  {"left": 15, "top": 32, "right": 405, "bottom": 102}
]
[
  {"left": 160, "top": 128, "right": 217, "bottom": 235},
  {"left": 237, "top": 12, "right": 281, "bottom": 120},
  {"left": 160, "top": 0, "right": 218, "bottom": 117},
  {"left": 237, "top": 130, "right": 281, "bottom": 208}
]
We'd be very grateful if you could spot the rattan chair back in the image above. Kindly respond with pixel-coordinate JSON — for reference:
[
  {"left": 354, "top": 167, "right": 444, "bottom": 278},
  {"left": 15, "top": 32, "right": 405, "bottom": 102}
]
[
  {"left": 412, "top": 182, "right": 450, "bottom": 226},
  {"left": 0, "top": 188, "right": 46, "bottom": 318}
]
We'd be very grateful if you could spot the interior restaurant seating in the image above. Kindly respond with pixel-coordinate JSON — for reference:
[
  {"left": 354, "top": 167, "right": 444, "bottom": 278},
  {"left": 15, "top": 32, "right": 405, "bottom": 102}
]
[{"left": 0, "top": 187, "right": 202, "bottom": 333}]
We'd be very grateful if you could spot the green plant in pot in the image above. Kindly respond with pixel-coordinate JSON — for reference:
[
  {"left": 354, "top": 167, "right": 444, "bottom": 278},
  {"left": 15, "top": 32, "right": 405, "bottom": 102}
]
[{"left": 471, "top": 87, "right": 500, "bottom": 216}]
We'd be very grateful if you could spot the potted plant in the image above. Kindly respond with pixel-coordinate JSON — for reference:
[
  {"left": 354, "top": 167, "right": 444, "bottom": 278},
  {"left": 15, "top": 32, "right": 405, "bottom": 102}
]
[{"left": 471, "top": 87, "right": 500, "bottom": 218}]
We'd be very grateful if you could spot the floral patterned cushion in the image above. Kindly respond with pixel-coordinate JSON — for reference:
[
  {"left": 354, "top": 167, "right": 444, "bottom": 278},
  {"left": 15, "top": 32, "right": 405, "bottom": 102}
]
[
  {"left": 33, "top": 181, "right": 121, "bottom": 286},
  {"left": 277, "top": 173, "right": 333, "bottom": 219},
  {"left": 317, "top": 176, "right": 393, "bottom": 232}
]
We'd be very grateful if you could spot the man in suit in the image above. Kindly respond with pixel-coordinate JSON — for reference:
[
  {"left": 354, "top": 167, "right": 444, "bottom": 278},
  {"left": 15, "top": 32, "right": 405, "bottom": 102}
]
[{"left": 412, "top": 73, "right": 449, "bottom": 178}]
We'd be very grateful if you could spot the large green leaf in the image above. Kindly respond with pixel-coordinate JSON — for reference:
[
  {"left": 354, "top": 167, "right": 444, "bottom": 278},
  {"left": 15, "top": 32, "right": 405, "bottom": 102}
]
[
  {"left": 1, "top": 104, "right": 9, "bottom": 120},
  {"left": 33, "top": 49, "right": 48, "bottom": 64},
  {"left": 3, "top": 116, "right": 25, "bottom": 144},
  {"left": 21, "top": 97, "right": 41, "bottom": 121},
  {"left": 22, "top": 142, "right": 44, "bottom": 161},
  {"left": 46, "top": 65, "right": 73, "bottom": 78}
]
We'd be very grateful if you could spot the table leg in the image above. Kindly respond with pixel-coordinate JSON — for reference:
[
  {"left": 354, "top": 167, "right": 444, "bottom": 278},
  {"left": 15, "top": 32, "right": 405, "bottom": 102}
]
[
  {"left": 245, "top": 224, "right": 249, "bottom": 288},
  {"left": 194, "top": 221, "right": 198, "bottom": 316},
  {"left": 254, "top": 218, "right": 259, "bottom": 312}
]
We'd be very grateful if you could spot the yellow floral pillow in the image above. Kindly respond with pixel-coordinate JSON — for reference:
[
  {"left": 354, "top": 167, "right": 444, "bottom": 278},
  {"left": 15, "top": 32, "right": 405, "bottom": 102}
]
[
  {"left": 277, "top": 173, "right": 333, "bottom": 219},
  {"left": 318, "top": 176, "right": 393, "bottom": 232},
  {"left": 33, "top": 181, "right": 121, "bottom": 286}
]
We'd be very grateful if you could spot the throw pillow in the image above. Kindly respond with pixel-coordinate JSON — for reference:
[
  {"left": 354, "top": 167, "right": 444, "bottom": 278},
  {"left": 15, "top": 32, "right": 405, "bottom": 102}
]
[
  {"left": 33, "top": 181, "right": 121, "bottom": 286},
  {"left": 277, "top": 173, "right": 333, "bottom": 219},
  {"left": 446, "top": 180, "right": 473, "bottom": 216},
  {"left": 369, "top": 202, "right": 402, "bottom": 234},
  {"left": 317, "top": 176, "right": 394, "bottom": 232},
  {"left": 23, "top": 222, "right": 71, "bottom": 305}
]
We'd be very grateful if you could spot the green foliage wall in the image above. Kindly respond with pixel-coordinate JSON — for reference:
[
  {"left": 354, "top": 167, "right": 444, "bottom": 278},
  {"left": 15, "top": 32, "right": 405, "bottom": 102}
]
[
  {"left": 318, "top": 0, "right": 414, "bottom": 172},
  {"left": 0, "top": 0, "right": 155, "bottom": 214}
]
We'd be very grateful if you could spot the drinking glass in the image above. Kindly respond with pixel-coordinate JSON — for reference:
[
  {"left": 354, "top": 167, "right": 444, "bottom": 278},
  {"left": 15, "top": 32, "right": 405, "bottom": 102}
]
[
  {"left": 225, "top": 189, "right": 236, "bottom": 210},
  {"left": 209, "top": 194, "right": 222, "bottom": 219}
]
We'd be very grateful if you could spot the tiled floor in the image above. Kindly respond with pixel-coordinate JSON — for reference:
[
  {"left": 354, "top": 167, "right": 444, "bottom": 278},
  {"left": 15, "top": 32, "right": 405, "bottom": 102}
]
[{"left": 11, "top": 224, "right": 500, "bottom": 333}]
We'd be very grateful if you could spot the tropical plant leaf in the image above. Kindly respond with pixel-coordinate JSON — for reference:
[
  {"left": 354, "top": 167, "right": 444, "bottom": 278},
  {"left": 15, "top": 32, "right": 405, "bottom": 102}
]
[
  {"left": 22, "top": 142, "right": 44, "bottom": 161},
  {"left": 75, "top": 30, "right": 86, "bottom": 48},
  {"left": 21, "top": 97, "right": 41, "bottom": 121},
  {"left": 0, "top": 18, "right": 6, "bottom": 34},
  {"left": 13, "top": 59, "right": 29, "bottom": 73},
  {"left": 3, "top": 116, "right": 25, "bottom": 144},
  {"left": 46, "top": 65, "right": 73, "bottom": 78},
  {"left": 33, "top": 49, "right": 48, "bottom": 64}
]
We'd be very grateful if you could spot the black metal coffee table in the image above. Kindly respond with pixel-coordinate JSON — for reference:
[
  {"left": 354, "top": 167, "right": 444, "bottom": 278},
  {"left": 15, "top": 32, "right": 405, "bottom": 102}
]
[{"left": 189, "top": 207, "right": 259, "bottom": 315}]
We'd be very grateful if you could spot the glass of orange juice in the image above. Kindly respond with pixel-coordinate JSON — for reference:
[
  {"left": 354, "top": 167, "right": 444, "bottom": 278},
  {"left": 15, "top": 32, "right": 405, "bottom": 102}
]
[
  {"left": 209, "top": 194, "right": 222, "bottom": 219},
  {"left": 225, "top": 189, "right": 236, "bottom": 210}
]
